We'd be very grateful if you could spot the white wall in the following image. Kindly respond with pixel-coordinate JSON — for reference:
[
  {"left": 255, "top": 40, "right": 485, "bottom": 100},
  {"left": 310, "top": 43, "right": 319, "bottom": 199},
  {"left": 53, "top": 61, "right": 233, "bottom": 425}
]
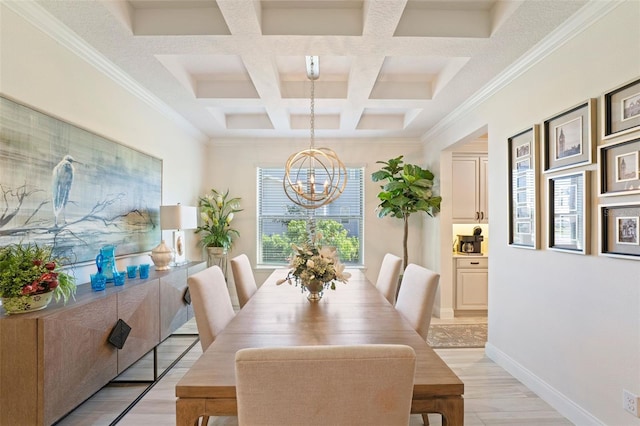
[
  {"left": 424, "top": 2, "right": 640, "bottom": 424},
  {"left": 206, "top": 138, "right": 425, "bottom": 286},
  {"left": 0, "top": 5, "right": 209, "bottom": 283}
]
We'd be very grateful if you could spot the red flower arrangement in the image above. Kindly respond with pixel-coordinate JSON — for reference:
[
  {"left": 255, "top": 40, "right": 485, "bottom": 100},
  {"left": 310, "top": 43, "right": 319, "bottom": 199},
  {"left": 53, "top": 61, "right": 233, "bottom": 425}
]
[{"left": 0, "top": 243, "right": 76, "bottom": 303}]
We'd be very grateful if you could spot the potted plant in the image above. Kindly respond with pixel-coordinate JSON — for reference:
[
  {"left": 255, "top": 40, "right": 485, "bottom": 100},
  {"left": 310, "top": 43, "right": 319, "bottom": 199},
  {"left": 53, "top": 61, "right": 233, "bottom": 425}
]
[
  {"left": 0, "top": 242, "right": 76, "bottom": 314},
  {"left": 372, "top": 155, "right": 442, "bottom": 270},
  {"left": 195, "top": 188, "right": 242, "bottom": 270}
]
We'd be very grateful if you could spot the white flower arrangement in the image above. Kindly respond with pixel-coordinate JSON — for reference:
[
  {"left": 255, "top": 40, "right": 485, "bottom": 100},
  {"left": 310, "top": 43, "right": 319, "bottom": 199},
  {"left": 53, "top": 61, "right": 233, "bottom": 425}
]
[{"left": 277, "top": 236, "right": 351, "bottom": 290}]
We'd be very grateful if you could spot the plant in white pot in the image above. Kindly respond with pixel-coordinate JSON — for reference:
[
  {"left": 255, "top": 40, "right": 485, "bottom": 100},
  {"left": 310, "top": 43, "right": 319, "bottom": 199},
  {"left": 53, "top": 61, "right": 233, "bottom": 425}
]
[
  {"left": 372, "top": 156, "right": 442, "bottom": 270},
  {"left": 195, "top": 188, "right": 242, "bottom": 272},
  {"left": 0, "top": 242, "right": 76, "bottom": 314}
]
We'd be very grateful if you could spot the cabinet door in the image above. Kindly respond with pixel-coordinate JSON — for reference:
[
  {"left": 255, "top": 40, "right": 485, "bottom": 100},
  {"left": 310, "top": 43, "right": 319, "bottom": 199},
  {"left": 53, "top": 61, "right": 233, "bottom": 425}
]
[
  {"left": 186, "top": 262, "right": 207, "bottom": 321},
  {"left": 159, "top": 269, "right": 189, "bottom": 340},
  {"left": 479, "top": 156, "right": 489, "bottom": 222},
  {"left": 452, "top": 156, "right": 481, "bottom": 222},
  {"left": 456, "top": 269, "right": 488, "bottom": 310},
  {"left": 41, "top": 295, "right": 118, "bottom": 425},
  {"left": 117, "top": 281, "right": 160, "bottom": 373}
]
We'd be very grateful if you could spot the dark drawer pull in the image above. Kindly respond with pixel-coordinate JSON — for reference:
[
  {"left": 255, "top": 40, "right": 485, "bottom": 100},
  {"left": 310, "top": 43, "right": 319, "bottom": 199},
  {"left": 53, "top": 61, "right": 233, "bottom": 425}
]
[
  {"left": 108, "top": 319, "right": 132, "bottom": 349},
  {"left": 470, "top": 262, "right": 480, "bottom": 265}
]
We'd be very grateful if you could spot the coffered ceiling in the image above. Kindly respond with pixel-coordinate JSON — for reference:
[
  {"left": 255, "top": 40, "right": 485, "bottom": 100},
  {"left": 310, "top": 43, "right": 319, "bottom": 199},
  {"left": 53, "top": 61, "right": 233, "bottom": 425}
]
[{"left": 18, "top": 0, "right": 594, "bottom": 140}]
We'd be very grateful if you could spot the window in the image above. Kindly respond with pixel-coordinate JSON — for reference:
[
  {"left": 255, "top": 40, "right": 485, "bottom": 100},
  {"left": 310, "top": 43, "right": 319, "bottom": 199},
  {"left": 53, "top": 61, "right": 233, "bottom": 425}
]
[{"left": 258, "top": 167, "right": 364, "bottom": 266}]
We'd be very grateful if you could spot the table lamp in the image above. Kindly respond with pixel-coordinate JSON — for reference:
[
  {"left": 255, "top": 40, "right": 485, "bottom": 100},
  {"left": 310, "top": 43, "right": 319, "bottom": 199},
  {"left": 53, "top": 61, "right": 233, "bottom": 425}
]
[{"left": 160, "top": 204, "right": 198, "bottom": 266}]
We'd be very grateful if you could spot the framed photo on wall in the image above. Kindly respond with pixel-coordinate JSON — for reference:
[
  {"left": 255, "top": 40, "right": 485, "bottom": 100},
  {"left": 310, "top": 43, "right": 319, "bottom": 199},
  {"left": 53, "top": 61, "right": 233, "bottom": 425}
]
[
  {"left": 599, "top": 202, "right": 640, "bottom": 260},
  {"left": 548, "top": 171, "right": 590, "bottom": 254},
  {"left": 603, "top": 77, "right": 640, "bottom": 140},
  {"left": 543, "top": 99, "right": 596, "bottom": 172},
  {"left": 598, "top": 135, "right": 640, "bottom": 196},
  {"left": 508, "top": 125, "right": 539, "bottom": 249}
]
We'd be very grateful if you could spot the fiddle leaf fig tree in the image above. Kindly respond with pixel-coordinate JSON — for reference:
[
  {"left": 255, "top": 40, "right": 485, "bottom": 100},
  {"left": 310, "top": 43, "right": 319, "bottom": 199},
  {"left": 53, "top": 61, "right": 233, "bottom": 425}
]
[{"left": 372, "top": 156, "right": 442, "bottom": 270}]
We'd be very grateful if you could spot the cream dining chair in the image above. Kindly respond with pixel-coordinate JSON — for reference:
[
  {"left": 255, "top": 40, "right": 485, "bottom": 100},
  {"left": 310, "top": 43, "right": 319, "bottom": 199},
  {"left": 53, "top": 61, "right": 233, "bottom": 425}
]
[
  {"left": 395, "top": 263, "right": 440, "bottom": 426},
  {"left": 187, "top": 265, "right": 235, "bottom": 352},
  {"left": 375, "top": 253, "right": 403, "bottom": 304},
  {"left": 235, "top": 344, "right": 416, "bottom": 426},
  {"left": 395, "top": 263, "right": 440, "bottom": 341},
  {"left": 230, "top": 253, "right": 258, "bottom": 308}
]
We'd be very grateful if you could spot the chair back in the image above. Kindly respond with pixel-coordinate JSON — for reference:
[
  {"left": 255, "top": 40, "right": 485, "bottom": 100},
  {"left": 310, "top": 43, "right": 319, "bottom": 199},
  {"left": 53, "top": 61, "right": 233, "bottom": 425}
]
[
  {"left": 187, "top": 265, "right": 235, "bottom": 351},
  {"left": 375, "top": 253, "right": 403, "bottom": 304},
  {"left": 230, "top": 254, "right": 258, "bottom": 308},
  {"left": 395, "top": 263, "right": 440, "bottom": 340},
  {"left": 235, "top": 344, "right": 416, "bottom": 426}
]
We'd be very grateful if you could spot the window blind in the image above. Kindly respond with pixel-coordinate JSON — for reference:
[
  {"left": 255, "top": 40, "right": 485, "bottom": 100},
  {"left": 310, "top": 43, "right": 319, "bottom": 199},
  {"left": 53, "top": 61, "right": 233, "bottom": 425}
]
[{"left": 257, "top": 167, "right": 364, "bottom": 266}]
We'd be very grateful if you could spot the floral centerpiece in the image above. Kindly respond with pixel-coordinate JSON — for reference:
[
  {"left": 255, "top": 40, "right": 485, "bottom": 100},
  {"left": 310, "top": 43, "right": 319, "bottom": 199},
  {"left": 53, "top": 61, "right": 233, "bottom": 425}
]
[
  {"left": 0, "top": 242, "right": 76, "bottom": 314},
  {"left": 195, "top": 188, "right": 242, "bottom": 249},
  {"left": 277, "top": 234, "right": 351, "bottom": 301}
]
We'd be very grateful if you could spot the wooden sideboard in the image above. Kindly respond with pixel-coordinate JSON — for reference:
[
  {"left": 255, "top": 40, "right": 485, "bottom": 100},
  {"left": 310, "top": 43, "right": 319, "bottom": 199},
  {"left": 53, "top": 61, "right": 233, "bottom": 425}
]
[{"left": 0, "top": 260, "right": 206, "bottom": 426}]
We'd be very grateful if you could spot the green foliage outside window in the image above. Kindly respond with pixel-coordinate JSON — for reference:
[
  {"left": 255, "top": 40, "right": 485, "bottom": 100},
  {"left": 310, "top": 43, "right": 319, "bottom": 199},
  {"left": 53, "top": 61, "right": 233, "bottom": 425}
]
[{"left": 262, "top": 219, "right": 359, "bottom": 263}]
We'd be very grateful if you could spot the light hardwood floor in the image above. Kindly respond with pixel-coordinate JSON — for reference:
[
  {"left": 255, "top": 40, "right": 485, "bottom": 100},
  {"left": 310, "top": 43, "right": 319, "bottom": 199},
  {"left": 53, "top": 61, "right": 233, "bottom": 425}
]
[{"left": 56, "top": 316, "right": 572, "bottom": 426}]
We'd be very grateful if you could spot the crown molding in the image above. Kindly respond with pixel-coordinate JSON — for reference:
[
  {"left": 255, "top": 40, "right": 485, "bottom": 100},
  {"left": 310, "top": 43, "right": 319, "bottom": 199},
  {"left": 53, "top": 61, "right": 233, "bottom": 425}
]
[
  {"left": 422, "top": 0, "right": 624, "bottom": 142},
  {"left": 3, "top": 0, "right": 206, "bottom": 141}
]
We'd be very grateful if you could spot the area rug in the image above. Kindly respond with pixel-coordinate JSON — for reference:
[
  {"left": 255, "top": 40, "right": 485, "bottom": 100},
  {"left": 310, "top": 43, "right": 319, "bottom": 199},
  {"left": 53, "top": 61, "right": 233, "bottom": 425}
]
[{"left": 427, "top": 323, "right": 487, "bottom": 348}]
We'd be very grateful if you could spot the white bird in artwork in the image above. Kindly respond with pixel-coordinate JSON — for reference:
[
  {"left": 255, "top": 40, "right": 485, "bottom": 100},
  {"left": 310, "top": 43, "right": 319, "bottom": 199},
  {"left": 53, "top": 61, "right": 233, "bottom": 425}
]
[{"left": 52, "top": 155, "right": 78, "bottom": 227}]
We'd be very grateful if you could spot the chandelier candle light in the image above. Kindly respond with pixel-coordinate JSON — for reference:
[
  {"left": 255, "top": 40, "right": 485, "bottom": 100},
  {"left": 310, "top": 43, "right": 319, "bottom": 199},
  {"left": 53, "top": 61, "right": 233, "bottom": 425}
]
[{"left": 283, "top": 56, "right": 347, "bottom": 210}]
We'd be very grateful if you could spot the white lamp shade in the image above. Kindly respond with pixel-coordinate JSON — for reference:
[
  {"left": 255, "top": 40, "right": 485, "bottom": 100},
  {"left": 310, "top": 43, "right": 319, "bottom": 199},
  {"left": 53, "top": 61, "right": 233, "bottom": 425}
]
[{"left": 160, "top": 205, "right": 198, "bottom": 230}]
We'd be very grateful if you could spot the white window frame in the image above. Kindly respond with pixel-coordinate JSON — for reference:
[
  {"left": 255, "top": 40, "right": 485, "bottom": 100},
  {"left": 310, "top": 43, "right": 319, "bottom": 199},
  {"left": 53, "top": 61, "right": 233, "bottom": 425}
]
[{"left": 257, "top": 167, "right": 364, "bottom": 267}]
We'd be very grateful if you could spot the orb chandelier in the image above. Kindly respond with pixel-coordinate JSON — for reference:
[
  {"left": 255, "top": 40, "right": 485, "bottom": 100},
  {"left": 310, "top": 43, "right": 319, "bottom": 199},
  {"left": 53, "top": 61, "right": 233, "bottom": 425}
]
[{"left": 283, "top": 56, "right": 347, "bottom": 210}]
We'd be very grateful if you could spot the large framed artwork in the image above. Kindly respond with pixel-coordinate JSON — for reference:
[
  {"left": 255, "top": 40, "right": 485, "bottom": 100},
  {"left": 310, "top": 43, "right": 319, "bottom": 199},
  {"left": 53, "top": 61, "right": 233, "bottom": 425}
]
[
  {"left": 602, "top": 77, "right": 640, "bottom": 140},
  {"left": 542, "top": 99, "right": 596, "bottom": 172},
  {"left": 508, "top": 125, "right": 539, "bottom": 249},
  {"left": 0, "top": 96, "right": 162, "bottom": 264},
  {"left": 598, "top": 135, "right": 640, "bottom": 196},
  {"left": 599, "top": 202, "right": 640, "bottom": 260},
  {"left": 547, "top": 171, "right": 590, "bottom": 255}
]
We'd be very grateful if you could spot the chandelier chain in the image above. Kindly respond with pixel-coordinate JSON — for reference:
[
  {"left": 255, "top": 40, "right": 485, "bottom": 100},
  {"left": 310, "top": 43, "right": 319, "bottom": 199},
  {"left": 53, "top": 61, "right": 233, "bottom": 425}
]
[{"left": 310, "top": 59, "right": 315, "bottom": 149}]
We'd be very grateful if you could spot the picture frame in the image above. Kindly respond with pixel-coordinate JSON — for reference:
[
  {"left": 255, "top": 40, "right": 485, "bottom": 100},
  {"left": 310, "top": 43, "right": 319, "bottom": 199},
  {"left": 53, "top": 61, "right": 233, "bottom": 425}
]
[
  {"left": 508, "top": 125, "right": 539, "bottom": 249},
  {"left": 547, "top": 170, "right": 589, "bottom": 254},
  {"left": 603, "top": 77, "right": 640, "bottom": 140},
  {"left": 598, "top": 135, "right": 640, "bottom": 196},
  {"left": 0, "top": 95, "right": 162, "bottom": 264},
  {"left": 599, "top": 202, "right": 640, "bottom": 259},
  {"left": 543, "top": 99, "right": 596, "bottom": 172}
]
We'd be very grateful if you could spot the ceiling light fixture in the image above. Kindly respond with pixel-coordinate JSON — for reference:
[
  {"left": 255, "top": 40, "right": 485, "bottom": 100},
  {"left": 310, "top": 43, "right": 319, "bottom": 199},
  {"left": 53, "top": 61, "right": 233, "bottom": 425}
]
[{"left": 283, "top": 56, "right": 347, "bottom": 210}]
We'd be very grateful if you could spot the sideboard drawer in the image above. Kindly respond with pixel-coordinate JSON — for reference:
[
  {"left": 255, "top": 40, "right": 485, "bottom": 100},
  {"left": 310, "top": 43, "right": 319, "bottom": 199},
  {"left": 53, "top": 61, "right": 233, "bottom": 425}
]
[{"left": 456, "top": 257, "right": 488, "bottom": 268}]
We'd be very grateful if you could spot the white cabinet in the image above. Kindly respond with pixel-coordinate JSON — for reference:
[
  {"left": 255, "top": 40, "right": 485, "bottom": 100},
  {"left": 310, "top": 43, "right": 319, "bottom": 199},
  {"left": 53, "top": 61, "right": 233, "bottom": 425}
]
[
  {"left": 452, "top": 154, "right": 488, "bottom": 223},
  {"left": 455, "top": 257, "right": 488, "bottom": 311}
]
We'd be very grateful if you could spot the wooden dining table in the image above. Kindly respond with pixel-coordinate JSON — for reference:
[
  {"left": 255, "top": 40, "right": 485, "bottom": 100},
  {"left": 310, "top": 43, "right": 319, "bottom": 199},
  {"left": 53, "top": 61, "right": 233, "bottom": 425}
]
[{"left": 175, "top": 269, "right": 464, "bottom": 425}]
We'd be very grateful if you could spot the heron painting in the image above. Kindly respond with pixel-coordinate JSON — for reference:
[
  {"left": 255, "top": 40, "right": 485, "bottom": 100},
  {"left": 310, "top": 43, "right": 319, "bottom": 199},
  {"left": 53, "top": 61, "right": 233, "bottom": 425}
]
[
  {"left": 0, "top": 95, "right": 162, "bottom": 264},
  {"left": 52, "top": 155, "right": 77, "bottom": 227}
]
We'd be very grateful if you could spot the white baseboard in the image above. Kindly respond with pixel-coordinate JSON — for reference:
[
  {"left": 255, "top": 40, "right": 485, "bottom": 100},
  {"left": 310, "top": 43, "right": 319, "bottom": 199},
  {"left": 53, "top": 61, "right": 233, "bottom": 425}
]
[{"left": 485, "top": 343, "right": 604, "bottom": 426}]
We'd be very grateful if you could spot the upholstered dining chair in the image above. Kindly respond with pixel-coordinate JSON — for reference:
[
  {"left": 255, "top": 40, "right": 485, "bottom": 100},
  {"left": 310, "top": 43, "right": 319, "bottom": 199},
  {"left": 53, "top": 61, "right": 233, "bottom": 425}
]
[
  {"left": 187, "top": 265, "right": 235, "bottom": 352},
  {"left": 395, "top": 263, "right": 440, "bottom": 341},
  {"left": 235, "top": 344, "right": 416, "bottom": 426},
  {"left": 230, "top": 253, "right": 258, "bottom": 309},
  {"left": 375, "top": 253, "right": 403, "bottom": 304}
]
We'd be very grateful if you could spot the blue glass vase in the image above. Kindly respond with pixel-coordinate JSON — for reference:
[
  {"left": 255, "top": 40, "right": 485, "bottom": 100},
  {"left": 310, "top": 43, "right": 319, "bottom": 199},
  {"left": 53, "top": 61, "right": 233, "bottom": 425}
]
[{"left": 96, "top": 245, "right": 118, "bottom": 282}]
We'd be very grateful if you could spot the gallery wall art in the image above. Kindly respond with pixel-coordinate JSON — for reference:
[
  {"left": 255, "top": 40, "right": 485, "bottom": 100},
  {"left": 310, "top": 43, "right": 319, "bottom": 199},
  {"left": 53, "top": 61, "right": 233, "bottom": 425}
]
[
  {"left": 0, "top": 96, "right": 162, "bottom": 264},
  {"left": 508, "top": 125, "right": 540, "bottom": 249}
]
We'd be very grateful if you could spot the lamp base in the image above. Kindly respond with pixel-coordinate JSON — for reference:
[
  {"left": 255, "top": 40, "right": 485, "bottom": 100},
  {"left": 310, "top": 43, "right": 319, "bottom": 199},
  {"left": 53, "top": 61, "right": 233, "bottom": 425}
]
[{"left": 172, "top": 230, "right": 186, "bottom": 264}]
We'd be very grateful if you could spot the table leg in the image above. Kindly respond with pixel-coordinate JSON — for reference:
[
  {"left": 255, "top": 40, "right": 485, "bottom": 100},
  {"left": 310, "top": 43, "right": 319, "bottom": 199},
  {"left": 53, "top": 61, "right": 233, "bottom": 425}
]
[
  {"left": 413, "top": 396, "right": 464, "bottom": 426},
  {"left": 176, "top": 398, "right": 206, "bottom": 426},
  {"left": 439, "top": 396, "right": 463, "bottom": 426}
]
